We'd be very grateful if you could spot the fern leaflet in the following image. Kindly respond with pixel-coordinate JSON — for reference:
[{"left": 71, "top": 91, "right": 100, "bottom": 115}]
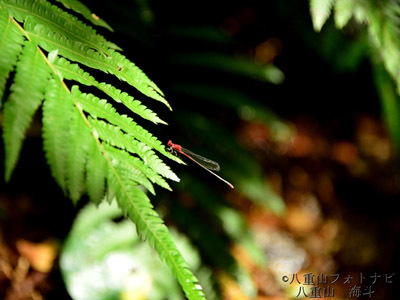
[
  {"left": 52, "top": 56, "right": 167, "bottom": 124},
  {"left": 42, "top": 78, "right": 75, "bottom": 192},
  {"left": 310, "top": 0, "right": 335, "bottom": 31},
  {"left": 54, "top": 0, "right": 114, "bottom": 32},
  {"left": 334, "top": 0, "right": 353, "bottom": 28},
  {"left": 66, "top": 107, "right": 92, "bottom": 203},
  {"left": 3, "top": 40, "right": 50, "bottom": 180},
  {"left": 0, "top": 8, "right": 24, "bottom": 103},
  {"left": 85, "top": 136, "right": 107, "bottom": 204}
]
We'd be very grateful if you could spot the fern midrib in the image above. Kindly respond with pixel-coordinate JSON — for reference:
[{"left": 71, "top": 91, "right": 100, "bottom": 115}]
[{"left": 3, "top": 1, "right": 110, "bottom": 55}]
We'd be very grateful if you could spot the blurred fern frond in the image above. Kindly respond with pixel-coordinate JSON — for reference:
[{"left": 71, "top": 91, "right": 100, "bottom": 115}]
[
  {"left": 0, "top": 1, "right": 207, "bottom": 299},
  {"left": 309, "top": 0, "right": 400, "bottom": 154},
  {"left": 309, "top": 0, "right": 400, "bottom": 94},
  {"left": 310, "top": 0, "right": 335, "bottom": 31}
]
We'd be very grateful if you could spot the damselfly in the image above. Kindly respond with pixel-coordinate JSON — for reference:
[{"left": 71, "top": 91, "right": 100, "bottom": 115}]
[{"left": 167, "top": 140, "right": 234, "bottom": 189}]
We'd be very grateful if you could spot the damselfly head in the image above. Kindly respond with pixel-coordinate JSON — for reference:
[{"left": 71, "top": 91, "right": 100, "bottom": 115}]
[{"left": 167, "top": 140, "right": 173, "bottom": 147}]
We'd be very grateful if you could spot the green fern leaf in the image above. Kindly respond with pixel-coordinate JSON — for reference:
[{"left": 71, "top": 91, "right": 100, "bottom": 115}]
[
  {"left": 52, "top": 56, "right": 97, "bottom": 86},
  {"left": 107, "top": 172, "right": 206, "bottom": 300},
  {"left": 2, "top": 0, "right": 116, "bottom": 53},
  {"left": 334, "top": 0, "right": 354, "bottom": 29},
  {"left": 42, "top": 79, "right": 74, "bottom": 191},
  {"left": 54, "top": 0, "right": 115, "bottom": 32},
  {"left": 66, "top": 108, "right": 92, "bottom": 203},
  {"left": 23, "top": 19, "right": 170, "bottom": 108},
  {"left": 0, "top": 8, "right": 24, "bottom": 103},
  {"left": 51, "top": 56, "right": 167, "bottom": 124},
  {"left": 97, "top": 82, "right": 168, "bottom": 125},
  {"left": 3, "top": 41, "right": 50, "bottom": 181},
  {"left": 89, "top": 118, "right": 174, "bottom": 189},
  {"left": 310, "top": 0, "right": 335, "bottom": 31},
  {"left": 108, "top": 49, "right": 169, "bottom": 108},
  {"left": 71, "top": 86, "right": 182, "bottom": 164},
  {"left": 2, "top": 4, "right": 207, "bottom": 298}
]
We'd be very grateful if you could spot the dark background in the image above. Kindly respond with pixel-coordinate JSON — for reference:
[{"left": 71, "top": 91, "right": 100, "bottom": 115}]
[{"left": 1, "top": 0, "right": 399, "bottom": 299}]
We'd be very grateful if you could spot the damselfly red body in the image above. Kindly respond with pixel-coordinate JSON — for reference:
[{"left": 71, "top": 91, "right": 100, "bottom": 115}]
[{"left": 167, "top": 140, "right": 234, "bottom": 189}]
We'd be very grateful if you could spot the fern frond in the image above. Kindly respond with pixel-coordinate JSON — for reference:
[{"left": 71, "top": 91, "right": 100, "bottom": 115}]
[
  {"left": 71, "top": 86, "right": 181, "bottom": 163},
  {"left": 86, "top": 136, "right": 107, "bottom": 204},
  {"left": 2, "top": 0, "right": 116, "bottom": 53},
  {"left": 3, "top": 41, "right": 50, "bottom": 180},
  {"left": 310, "top": 0, "right": 335, "bottom": 31},
  {"left": 366, "top": 2, "right": 400, "bottom": 76},
  {"left": 172, "top": 52, "right": 284, "bottom": 84},
  {"left": 42, "top": 79, "right": 75, "bottom": 191},
  {"left": 45, "top": 83, "right": 203, "bottom": 298},
  {"left": 1, "top": 4, "right": 206, "bottom": 299},
  {"left": 52, "top": 56, "right": 167, "bottom": 124},
  {"left": 309, "top": 1, "right": 400, "bottom": 96},
  {"left": 0, "top": 8, "right": 24, "bottom": 103},
  {"left": 54, "top": 0, "right": 114, "bottom": 32},
  {"left": 89, "top": 118, "right": 174, "bottom": 188},
  {"left": 329, "top": 1, "right": 400, "bottom": 96},
  {"left": 107, "top": 173, "right": 206, "bottom": 300}
]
